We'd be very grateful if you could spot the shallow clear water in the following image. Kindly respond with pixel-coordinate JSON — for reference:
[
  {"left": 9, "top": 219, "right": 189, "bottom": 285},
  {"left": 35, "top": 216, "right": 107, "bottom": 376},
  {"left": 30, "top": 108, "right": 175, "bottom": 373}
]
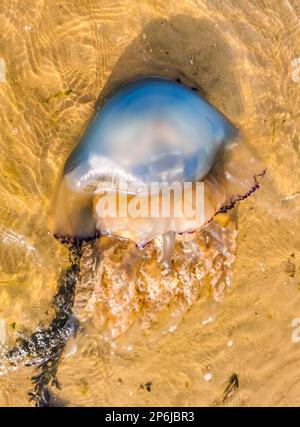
[{"left": 0, "top": 0, "right": 300, "bottom": 406}]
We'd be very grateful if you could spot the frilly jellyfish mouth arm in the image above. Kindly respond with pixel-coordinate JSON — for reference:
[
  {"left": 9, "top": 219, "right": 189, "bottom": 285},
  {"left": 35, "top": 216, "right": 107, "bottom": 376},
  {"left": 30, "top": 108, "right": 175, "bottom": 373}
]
[{"left": 160, "top": 230, "right": 176, "bottom": 269}]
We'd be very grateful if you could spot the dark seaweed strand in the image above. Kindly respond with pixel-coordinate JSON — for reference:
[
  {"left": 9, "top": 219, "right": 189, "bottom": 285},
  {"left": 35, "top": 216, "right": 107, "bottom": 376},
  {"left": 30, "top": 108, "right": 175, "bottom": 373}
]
[{"left": 6, "top": 241, "right": 82, "bottom": 407}]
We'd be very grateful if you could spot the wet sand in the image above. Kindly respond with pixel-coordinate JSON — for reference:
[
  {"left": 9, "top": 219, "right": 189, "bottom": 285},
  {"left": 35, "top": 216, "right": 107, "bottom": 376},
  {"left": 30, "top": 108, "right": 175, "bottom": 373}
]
[{"left": 0, "top": 0, "right": 300, "bottom": 406}]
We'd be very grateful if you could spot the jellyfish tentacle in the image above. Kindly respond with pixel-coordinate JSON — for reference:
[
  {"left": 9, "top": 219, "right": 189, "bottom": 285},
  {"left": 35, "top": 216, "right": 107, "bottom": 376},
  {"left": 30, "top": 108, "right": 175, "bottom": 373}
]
[{"left": 160, "top": 230, "right": 176, "bottom": 270}]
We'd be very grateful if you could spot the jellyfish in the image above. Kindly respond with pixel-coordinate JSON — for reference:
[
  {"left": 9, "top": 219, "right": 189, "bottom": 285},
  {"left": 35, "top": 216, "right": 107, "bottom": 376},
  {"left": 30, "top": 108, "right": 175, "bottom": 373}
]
[{"left": 52, "top": 77, "right": 264, "bottom": 250}]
